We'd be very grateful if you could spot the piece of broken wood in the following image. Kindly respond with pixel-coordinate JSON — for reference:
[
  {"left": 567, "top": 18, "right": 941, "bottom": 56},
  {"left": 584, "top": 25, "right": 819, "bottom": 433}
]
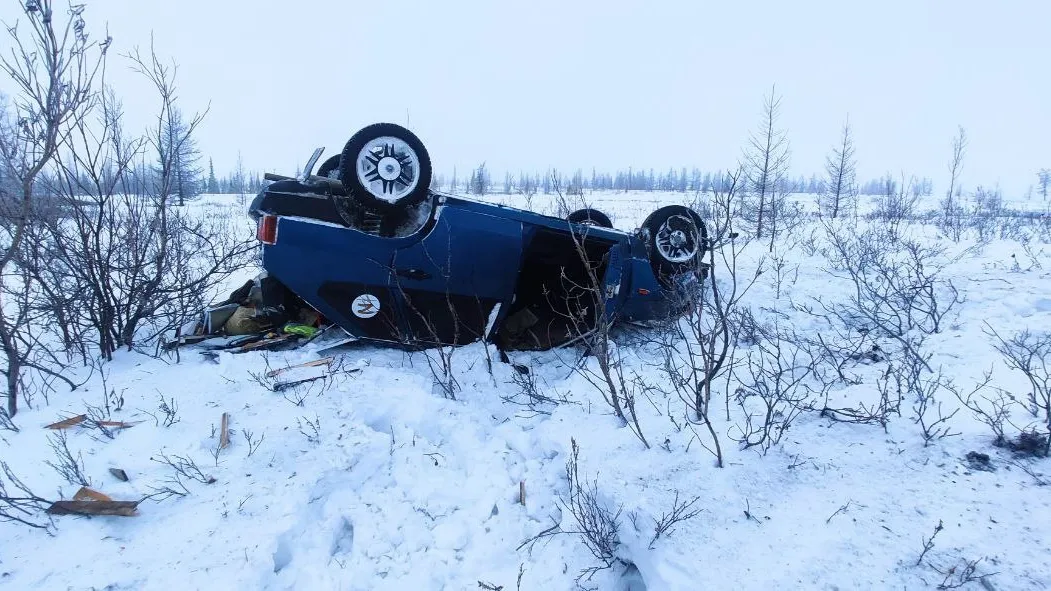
[
  {"left": 219, "top": 412, "right": 230, "bottom": 449},
  {"left": 73, "top": 486, "right": 113, "bottom": 503},
  {"left": 109, "top": 468, "right": 129, "bottom": 482},
  {"left": 265, "top": 356, "right": 334, "bottom": 378},
  {"left": 520, "top": 480, "right": 526, "bottom": 506},
  {"left": 231, "top": 334, "right": 297, "bottom": 353},
  {"left": 162, "top": 334, "right": 220, "bottom": 351},
  {"left": 45, "top": 414, "right": 87, "bottom": 430},
  {"left": 272, "top": 375, "right": 326, "bottom": 392},
  {"left": 94, "top": 420, "right": 137, "bottom": 430},
  {"left": 46, "top": 500, "right": 139, "bottom": 517},
  {"left": 47, "top": 486, "right": 140, "bottom": 517}
]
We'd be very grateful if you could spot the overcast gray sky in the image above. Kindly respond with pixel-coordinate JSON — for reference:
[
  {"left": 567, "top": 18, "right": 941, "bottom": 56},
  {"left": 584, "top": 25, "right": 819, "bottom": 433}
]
[{"left": 2, "top": 0, "right": 1048, "bottom": 195}]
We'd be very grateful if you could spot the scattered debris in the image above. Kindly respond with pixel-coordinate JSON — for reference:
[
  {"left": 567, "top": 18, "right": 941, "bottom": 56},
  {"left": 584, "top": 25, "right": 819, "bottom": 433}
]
[
  {"left": 230, "top": 334, "right": 298, "bottom": 354},
  {"left": 965, "top": 451, "right": 995, "bottom": 472},
  {"left": 47, "top": 500, "right": 140, "bottom": 517},
  {"left": 45, "top": 415, "right": 86, "bottom": 430},
  {"left": 73, "top": 486, "right": 111, "bottom": 503},
  {"left": 1002, "top": 429, "right": 1049, "bottom": 458},
  {"left": 161, "top": 334, "right": 221, "bottom": 351},
  {"left": 219, "top": 413, "right": 231, "bottom": 450},
  {"left": 45, "top": 414, "right": 135, "bottom": 432},
  {"left": 272, "top": 375, "right": 328, "bottom": 392},
  {"left": 265, "top": 357, "right": 335, "bottom": 379}
]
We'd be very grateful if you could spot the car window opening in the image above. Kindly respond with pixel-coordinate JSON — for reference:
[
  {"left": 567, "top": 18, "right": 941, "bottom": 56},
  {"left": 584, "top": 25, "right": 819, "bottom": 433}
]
[{"left": 497, "top": 227, "right": 613, "bottom": 350}]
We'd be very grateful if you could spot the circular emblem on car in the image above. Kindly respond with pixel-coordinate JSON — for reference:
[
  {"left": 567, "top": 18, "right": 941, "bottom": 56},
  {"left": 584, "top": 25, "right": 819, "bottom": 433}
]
[{"left": 352, "top": 294, "right": 381, "bottom": 319}]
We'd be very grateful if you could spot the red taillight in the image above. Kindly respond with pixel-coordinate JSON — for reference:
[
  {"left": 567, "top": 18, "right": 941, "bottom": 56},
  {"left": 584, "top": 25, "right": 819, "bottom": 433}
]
[{"left": 257, "top": 215, "right": 278, "bottom": 245}]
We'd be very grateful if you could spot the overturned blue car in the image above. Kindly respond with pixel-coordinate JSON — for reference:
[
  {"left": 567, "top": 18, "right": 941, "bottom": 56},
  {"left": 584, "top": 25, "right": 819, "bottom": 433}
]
[{"left": 220, "top": 123, "right": 708, "bottom": 352}]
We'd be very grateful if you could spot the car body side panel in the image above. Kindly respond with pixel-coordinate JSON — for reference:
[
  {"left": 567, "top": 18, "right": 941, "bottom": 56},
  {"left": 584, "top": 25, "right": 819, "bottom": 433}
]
[
  {"left": 391, "top": 207, "right": 524, "bottom": 344},
  {"left": 618, "top": 257, "right": 681, "bottom": 322}
]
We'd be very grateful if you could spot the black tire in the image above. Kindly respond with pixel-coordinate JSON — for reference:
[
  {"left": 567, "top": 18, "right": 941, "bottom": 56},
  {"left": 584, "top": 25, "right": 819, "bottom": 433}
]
[
  {"left": 316, "top": 154, "right": 341, "bottom": 179},
  {"left": 640, "top": 205, "right": 708, "bottom": 285},
  {"left": 567, "top": 208, "right": 613, "bottom": 228},
  {"left": 338, "top": 123, "right": 432, "bottom": 215}
]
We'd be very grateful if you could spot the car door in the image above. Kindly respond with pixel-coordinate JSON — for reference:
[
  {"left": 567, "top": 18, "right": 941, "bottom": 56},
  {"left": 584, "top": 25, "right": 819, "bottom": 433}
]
[
  {"left": 262, "top": 216, "right": 405, "bottom": 343},
  {"left": 390, "top": 207, "right": 523, "bottom": 345}
]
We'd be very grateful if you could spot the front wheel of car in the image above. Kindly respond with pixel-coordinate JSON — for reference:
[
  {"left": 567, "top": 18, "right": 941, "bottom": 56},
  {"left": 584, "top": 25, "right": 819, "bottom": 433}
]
[
  {"left": 641, "top": 205, "right": 708, "bottom": 285},
  {"left": 338, "top": 122, "right": 432, "bottom": 215}
]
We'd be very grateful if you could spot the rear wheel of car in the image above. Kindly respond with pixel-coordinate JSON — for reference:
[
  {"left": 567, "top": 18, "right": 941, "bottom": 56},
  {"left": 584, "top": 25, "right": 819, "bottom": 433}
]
[
  {"left": 338, "top": 123, "right": 432, "bottom": 215},
  {"left": 567, "top": 208, "right": 613, "bottom": 228},
  {"left": 641, "top": 205, "right": 708, "bottom": 284},
  {"left": 317, "top": 154, "right": 341, "bottom": 179}
]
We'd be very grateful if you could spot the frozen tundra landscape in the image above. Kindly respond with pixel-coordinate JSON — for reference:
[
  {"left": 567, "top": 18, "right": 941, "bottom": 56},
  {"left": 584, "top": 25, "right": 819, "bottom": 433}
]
[{"left": 2, "top": 190, "right": 1051, "bottom": 591}]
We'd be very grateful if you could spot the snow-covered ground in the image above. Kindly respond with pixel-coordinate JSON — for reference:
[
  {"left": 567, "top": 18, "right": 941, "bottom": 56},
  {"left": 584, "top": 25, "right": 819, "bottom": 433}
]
[{"left": 2, "top": 190, "right": 1051, "bottom": 591}]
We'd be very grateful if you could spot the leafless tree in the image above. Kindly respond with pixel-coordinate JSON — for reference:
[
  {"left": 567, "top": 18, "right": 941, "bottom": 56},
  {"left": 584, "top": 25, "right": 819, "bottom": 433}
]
[
  {"left": 820, "top": 116, "right": 857, "bottom": 219},
  {"left": 938, "top": 127, "right": 968, "bottom": 241},
  {"left": 1037, "top": 169, "right": 1050, "bottom": 202},
  {"left": 0, "top": 1, "right": 109, "bottom": 417},
  {"left": 741, "top": 84, "right": 791, "bottom": 247},
  {"left": 234, "top": 150, "right": 246, "bottom": 206}
]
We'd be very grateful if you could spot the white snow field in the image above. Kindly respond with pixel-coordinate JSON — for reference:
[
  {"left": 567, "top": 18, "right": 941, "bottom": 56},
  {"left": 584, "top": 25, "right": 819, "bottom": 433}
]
[{"left": 2, "top": 190, "right": 1051, "bottom": 591}]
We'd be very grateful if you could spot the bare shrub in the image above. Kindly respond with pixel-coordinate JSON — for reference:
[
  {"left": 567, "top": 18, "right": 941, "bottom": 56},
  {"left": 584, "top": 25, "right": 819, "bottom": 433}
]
[
  {"left": 655, "top": 170, "right": 763, "bottom": 466},
  {"left": 142, "top": 393, "right": 181, "bottom": 428},
  {"left": 502, "top": 360, "right": 568, "bottom": 417},
  {"left": 0, "top": 408, "right": 15, "bottom": 432},
  {"left": 985, "top": 325, "right": 1051, "bottom": 456},
  {"left": 560, "top": 439, "right": 623, "bottom": 579},
  {"left": 634, "top": 491, "right": 702, "bottom": 550},
  {"left": 731, "top": 323, "right": 816, "bottom": 453},
  {"left": 44, "top": 430, "right": 89, "bottom": 487},
  {"left": 37, "top": 47, "right": 255, "bottom": 360},
  {"left": 147, "top": 453, "right": 215, "bottom": 500},
  {"left": 297, "top": 414, "right": 321, "bottom": 444},
  {"left": 907, "top": 360, "right": 963, "bottom": 446},
  {"left": 819, "top": 364, "right": 899, "bottom": 432},
  {"left": 931, "top": 557, "right": 997, "bottom": 590},
  {"left": 0, "top": 461, "right": 51, "bottom": 529},
  {"left": 818, "top": 221, "right": 961, "bottom": 370},
  {"left": 519, "top": 438, "right": 629, "bottom": 582},
  {"left": 793, "top": 299, "right": 878, "bottom": 387},
  {"left": 915, "top": 519, "right": 943, "bottom": 566},
  {"left": 953, "top": 380, "right": 1017, "bottom": 448},
  {"left": 551, "top": 184, "right": 648, "bottom": 448},
  {"left": 872, "top": 173, "right": 920, "bottom": 236},
  {"left": 242, "top": 428, "right": 265, "bottom": 458},
  {"left": 389, "top": 239, "right": 469, "bottom": 401},
  {"left": 0, "top": 1, "right": 109, "bottom": 417}
]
